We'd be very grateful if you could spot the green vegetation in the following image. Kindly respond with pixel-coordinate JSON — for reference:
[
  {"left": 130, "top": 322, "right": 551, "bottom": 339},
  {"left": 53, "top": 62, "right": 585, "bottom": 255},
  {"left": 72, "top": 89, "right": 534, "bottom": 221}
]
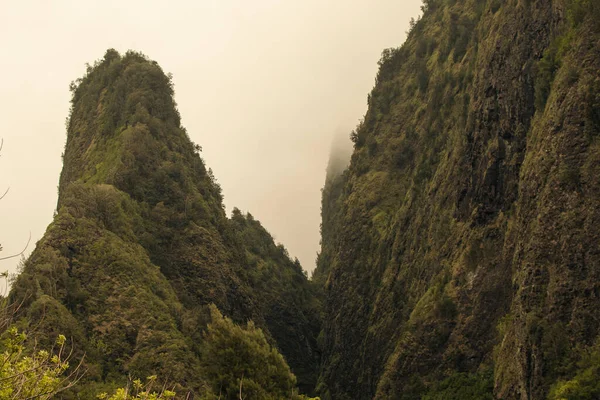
[
  {"left": 315, "top": 0, "right": 600, "bottom": 398},
  {"left": 5, "top": 0, "right": 600, "bottom": 397},
  {"left": 8, "top": 49, "right": 320, "bottom": 397},
  {"left": 535, "top": 0, "right": 600, "bottom": 111},
  {"left": 535, "top": 41, "right": 562, "bottom": 111},
  {"left": 201, "top": 304, "right": 309, "bottom": 400},
  {"left": 548, "top": 340, "right": 600, "bottom": 400},
  {"left": 567, "top": 0, "right": 600, "bottom": 30},
  {"left": 0, "top": 299, "right": 311, "bottom": 400},
  {"left": 0, "top": 327, "right": 79, "bottom": 399},
  {"left": 422, "top": 370, "right": 494, "bottom": 400},
  {"left": 98, "top": 376, "right": 175, "bottom": 400},
  {"left": 230, "top": 209, "right": 322, "bottom": 394}
]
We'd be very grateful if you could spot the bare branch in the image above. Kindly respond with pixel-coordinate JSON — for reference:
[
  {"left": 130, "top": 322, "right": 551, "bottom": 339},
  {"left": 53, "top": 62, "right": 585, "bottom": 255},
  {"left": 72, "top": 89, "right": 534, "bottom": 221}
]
[
  {"left": 0, "top": 232, "right": 31, "bottom": 262},
  {"left": 0, "top": 187, "right": 9, "bottom": 201},
  {"left": 239, "top": 373, "right": 244, "bottom": 400}
]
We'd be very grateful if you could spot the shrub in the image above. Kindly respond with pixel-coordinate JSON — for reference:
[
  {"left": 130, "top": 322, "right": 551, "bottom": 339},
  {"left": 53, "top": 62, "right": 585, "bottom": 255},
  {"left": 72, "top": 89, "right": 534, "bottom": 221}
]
[
  {"left": 200, "top": 305, "right": 309, "bottom": 400},
  {"left": 534, "top": 43, "right": 560, "bottom": 111},
  {"left": 548, "top": 340, "right": 600, "bottom": 400},
  {"left": 97, "top": 376, "right": 176, "bottom": 400},
  {"left": 422, "top": 370, "right": 494, "bottom": 400},
  {"left": 0, "top": 327, "right": 82, "bottom": 399}
]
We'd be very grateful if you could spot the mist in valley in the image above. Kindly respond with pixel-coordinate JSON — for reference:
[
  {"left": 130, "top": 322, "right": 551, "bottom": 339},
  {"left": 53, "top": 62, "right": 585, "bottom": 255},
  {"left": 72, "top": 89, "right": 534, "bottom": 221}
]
[{"left": 0, "top": 0, "right": 422, "bottom": 274}]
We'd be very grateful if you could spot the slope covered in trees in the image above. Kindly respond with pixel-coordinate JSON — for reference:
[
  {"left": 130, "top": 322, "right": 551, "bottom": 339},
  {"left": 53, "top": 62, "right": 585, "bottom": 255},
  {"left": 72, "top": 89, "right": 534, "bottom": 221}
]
[
  {"left": 9, "top": 49, "right": 321, "bottom": 397},
  {"left": 315, "top": 0, "right": 600, "bottom": 399},
  {"left": 230, "top": 209, "right": 322, "bottom": 392},
  {"left": 6, "top": 0, "right": 600, "bottom": 398}
]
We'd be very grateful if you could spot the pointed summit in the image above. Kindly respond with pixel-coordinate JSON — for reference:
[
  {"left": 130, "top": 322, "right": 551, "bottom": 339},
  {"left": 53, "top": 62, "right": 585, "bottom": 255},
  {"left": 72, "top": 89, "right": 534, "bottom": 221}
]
[{"left": 11, "top": 49, "right": 321, "bottom": 395}]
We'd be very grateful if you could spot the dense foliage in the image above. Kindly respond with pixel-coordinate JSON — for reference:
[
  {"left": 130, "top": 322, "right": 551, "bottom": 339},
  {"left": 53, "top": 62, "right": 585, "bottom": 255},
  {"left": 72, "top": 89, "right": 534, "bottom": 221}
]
[
  {"left": 8, "top": 49, "right": 320, "bottom": 397},
  {"left": 547, "top": 339, "right": 600, "bottom": 400},
  {"left": 315, "top": 0, "right": 600, "bottom": 398},
  {"left": 421, "top": 370, "right": 494, "bottom": 400},
  {"left": 0, "top": 328, "right": 78, "bottom": 399},
  {"left": 201, "top": 304, "right": 300, "bottom": 399},
  {"left": 98, "top": 377, "right": 175, "bottom": 400},
  {"left": 230, "top": 209, "right": 322, "bottom": 393},
  {"left": 5, "top": 0, "right": 600, "bottom": 398}
]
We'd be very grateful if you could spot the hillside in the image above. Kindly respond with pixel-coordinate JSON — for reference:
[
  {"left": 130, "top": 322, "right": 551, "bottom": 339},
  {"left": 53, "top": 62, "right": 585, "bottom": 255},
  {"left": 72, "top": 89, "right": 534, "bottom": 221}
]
[
  {"left": 5, "top": 0, "right": 600, "bottom": 398},
  {"left": 315, "top": 0, "right": 600, "bottom": 399},
  {"left": 9, "top": 50, "right": 321, "bottom": 396}
]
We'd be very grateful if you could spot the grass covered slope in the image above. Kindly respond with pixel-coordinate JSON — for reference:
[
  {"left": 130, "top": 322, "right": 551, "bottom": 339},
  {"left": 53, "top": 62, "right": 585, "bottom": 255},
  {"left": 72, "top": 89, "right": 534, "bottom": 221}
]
[
  {"left": 10, "top": 50, "right": 321, "bottom": 395},
  {"left": 315, "top": 0, "right": 600, "bottom": 399}
]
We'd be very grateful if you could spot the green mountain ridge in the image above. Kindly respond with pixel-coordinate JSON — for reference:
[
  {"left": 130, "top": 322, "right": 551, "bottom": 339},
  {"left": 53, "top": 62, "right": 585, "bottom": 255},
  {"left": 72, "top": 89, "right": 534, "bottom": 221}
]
[
  {"left": 6, "top": 0, "right": 600, "bottom": 398},
  {"left": 9, "top": 49, "right": 321, "bottom": 397},
  {"left": 315, "top": 0, "right": 600, "bottom": 399}
]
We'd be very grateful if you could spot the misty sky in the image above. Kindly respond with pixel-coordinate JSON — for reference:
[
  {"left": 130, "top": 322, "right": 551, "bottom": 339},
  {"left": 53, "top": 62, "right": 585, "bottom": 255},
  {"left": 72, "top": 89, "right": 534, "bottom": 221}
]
[{"left": 0, "top": 0, "right": 422, "bottom": 275}]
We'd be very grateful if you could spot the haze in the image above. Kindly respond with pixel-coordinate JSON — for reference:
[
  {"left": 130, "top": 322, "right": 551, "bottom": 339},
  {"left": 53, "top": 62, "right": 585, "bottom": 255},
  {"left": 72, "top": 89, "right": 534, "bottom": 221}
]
[{"left": 0, "top": 0, "right": 422, "bottom": 275}]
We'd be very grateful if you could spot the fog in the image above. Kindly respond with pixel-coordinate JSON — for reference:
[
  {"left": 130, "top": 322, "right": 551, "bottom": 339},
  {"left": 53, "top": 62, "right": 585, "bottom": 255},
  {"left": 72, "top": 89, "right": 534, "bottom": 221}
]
[
  {"left": 326, "top": 128, "right": 355, "bottom": 184},
  {"left": 0, "top": 0, "right": 422, "bottom": 275}
]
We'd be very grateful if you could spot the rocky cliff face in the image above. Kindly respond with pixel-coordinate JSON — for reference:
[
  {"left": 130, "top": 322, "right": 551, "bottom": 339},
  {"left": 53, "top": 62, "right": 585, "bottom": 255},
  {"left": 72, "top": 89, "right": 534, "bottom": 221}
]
[
  {"left": 316, "top": 0, "right": 600, "bottom": 399},
  {"left": 10, "top": 50, "right": 320, "bottom": 395}
]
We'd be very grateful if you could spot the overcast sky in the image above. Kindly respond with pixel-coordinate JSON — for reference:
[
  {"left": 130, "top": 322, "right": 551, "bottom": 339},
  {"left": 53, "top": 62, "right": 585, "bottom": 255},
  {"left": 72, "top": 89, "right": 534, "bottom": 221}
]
[{"left": 0, "top": 0, "right": 422, "bottom": 275}]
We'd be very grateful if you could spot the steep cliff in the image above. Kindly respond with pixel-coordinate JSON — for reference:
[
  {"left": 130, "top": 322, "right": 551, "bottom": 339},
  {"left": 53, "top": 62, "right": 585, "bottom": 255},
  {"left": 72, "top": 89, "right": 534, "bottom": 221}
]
[
  {"left": 316, "top": 0, "right": 600, "bottom": 399},
  {"left": 10, "top": 50, "right": 320, "bottom": 395}
]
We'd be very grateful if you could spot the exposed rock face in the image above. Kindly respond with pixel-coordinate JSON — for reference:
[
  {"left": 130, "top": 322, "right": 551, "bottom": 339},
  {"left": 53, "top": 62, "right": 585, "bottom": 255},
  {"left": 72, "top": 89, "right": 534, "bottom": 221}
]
[
  {"left": 11, "top": 50, "right": 321, "bottom": 394},
  {"left": 315, "top": 1, "right": 600, "bottom": 399}
]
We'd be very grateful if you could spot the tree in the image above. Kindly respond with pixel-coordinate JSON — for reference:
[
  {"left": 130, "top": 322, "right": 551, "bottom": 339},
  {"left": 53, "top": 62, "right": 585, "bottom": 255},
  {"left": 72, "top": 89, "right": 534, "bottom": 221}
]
[
  {"left": 0, "top": 327, "right": 83, "bottom": 399},
  {"left": 200, "top": 304, "right": 312, "bottom": 400},
  {"left": 97, "top": 376, "right": 176, "bottom": 400}
]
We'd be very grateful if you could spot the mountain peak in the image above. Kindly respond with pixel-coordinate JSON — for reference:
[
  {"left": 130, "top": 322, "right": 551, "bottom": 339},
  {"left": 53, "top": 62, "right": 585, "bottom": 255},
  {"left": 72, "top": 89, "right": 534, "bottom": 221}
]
[{"left": 11, "top": 49, "right": 321, "bottom": 396}]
